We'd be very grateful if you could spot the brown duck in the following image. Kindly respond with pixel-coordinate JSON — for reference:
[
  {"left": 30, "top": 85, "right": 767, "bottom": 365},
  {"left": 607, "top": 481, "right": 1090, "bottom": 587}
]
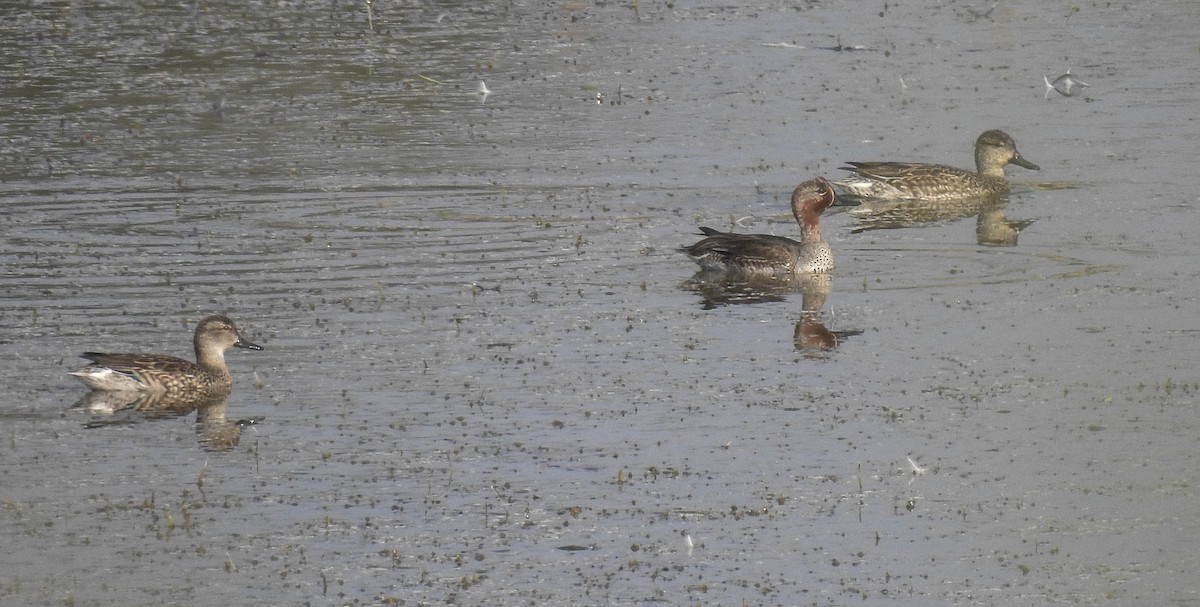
[
  {"left": 70, "top": 315, "right": 262, "bottom": 396},
  {"left": 680, "top": 178, "right": 841, "bottom": 275},
  {"left": 835, "top": 130, "right": 1039, "bottom": 201}
]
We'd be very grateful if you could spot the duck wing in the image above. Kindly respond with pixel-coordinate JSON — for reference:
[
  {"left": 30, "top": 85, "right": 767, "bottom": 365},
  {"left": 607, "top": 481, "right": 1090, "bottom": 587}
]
[
  {"left": 80, "top": 352, "right": 196, "bottom": 374},
  {"left": 681, "top": 228, "right": 801, "bottom": 270},
  {"left": 73, "top": 352, "right": 203, "bottom": 388},
  {"left": 838, "top": 162, "right": 978, "bottom": 200},
  {"left": 842, "top": 161, "right": 965, "bottom": 181}
]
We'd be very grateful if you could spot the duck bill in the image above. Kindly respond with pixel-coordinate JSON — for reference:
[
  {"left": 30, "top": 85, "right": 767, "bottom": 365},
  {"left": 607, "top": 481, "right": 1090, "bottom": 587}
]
[
  {"left": 1010, "top": 152, "right": 1040, "bottom": 171},
  {"left": 235, "top": 337, "right": 264, "bottom": 351}
]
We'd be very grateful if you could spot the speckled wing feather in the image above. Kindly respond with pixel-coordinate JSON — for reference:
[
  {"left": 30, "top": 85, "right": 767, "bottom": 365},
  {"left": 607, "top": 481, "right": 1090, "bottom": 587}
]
[
  {"left": 680, "top": 228, "right": 801, "bottom": 273},
  {"left": 838, "top": 162, "right": 988, "bottom": 201},
  {"left": 75, "top": 352, "right": 208, "bottom": 392}
]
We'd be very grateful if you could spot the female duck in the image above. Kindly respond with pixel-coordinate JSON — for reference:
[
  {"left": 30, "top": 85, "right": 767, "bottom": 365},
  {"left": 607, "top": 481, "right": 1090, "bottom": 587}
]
[
  {"left": 836, "top": 130, "right": 1039, "bottom": 201},
  {"left": 70, "top": 315, "right": 262, "bottom": 395},
  {"left": 680, "top": 177, "right": 839, "bottom": 275}
]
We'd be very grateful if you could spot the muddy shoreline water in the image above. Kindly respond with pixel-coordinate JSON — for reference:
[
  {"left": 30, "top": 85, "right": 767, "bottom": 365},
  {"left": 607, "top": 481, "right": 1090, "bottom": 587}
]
[{"left": 3, "top": 1, "right": 1200, "bottom": 605}]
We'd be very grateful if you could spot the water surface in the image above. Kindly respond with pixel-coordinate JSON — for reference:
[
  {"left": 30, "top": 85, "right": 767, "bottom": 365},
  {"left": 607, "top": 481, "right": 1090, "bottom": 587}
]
[{"left": 3, "top": 1, "right": 1200, "bottom": 605}]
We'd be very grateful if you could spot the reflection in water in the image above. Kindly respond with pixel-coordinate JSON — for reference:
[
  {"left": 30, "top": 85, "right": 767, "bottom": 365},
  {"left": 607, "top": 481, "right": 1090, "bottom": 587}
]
[
  {"left": 795, "top": 314, "right": 847, "bottom": 356},
  {"left": 849, "top": 194, "right": 1033, "bottom": 247},
  {"left": 681, "top": 272, "right": 791, "bottom": 308},
  {"left": 785, "top": 273, "right": 863, "bottom": 357},
  {"left": 681, "top": 272, "right": 860, "bottom": 356},
  {"left": 794, "top": 275, "right": 835, "bottom": 356},
  {"left": 976, "top": 204, "right": 1035, "bottom": 247},
  {"left": 72, "top": 389, "right": 259, "bottom": 452},
  {"left": 195, "top": 396, "right": 259, "bottom": 452},
  {"left": 682, "top": 270, "right": 834, "bottom": 309}
]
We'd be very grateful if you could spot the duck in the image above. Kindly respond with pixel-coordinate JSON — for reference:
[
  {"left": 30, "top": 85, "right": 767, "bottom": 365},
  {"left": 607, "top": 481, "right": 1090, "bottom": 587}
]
[
  {"left": 680, "top": 177, "right": 840, "bottom": 275},
  {"left": 835, "top": 130, "right": 1039, "bottom": 202},
  {"left": 69, "top": 315, "right": 262, "bottom": 395}
]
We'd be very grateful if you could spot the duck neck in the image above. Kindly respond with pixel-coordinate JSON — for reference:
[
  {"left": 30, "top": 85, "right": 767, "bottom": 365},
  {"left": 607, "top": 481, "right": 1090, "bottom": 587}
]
[
  {"left": 195, "top": 344, "right": 230, "bottom": 377},
  {"left": 794, "top": 203, "right": 823, "bottom": 243},
  {"left": 975, "top": 152, "right": 1006, "bottom": 178},
  {"left": 801, "top": 221, "right": 823, "bottom": 243}
]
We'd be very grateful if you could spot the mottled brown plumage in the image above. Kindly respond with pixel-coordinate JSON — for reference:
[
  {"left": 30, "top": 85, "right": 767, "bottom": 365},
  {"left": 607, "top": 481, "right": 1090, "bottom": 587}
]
[
  {"left": 680, "top": 178, "right": 840, "bottom": 275},
  {"left": 836, "top": 130, "right": 1039, "bottom": 202},
  {"left": 70, "top": 315, "right": 262, "bottom": 397}
]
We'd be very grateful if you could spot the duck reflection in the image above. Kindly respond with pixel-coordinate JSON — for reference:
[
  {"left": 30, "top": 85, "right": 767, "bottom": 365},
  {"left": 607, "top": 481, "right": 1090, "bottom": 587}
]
[
  {"left": 785, "top": 273, "right": 862, "bottom": 357},
  {"left": 681, "top": 272, "right": 795, "bottom": 309},
  {"left": 681, "top": 272, "right": 860, "bottom": 355},
  {"left": 72, "top": 389, "right": 260, "bottom": 452},
  {"left": 847, "top": 194, "right": 1033, "bottom": 247},
  {"left": 195, "top": 394, "right": 259, "bottom": 452},
  {"left": 683, "top": 268, "right": 841, "bottom": 309},
  {"left": 791, "top": 297, "right": 865, "bottom": 357},
  {"left": 976, "top": 202, "right": 1034, "bottom": 247}
]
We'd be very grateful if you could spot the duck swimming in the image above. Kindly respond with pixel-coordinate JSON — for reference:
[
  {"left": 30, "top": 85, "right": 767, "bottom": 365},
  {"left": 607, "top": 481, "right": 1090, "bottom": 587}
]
[
  {"left": 680, "top": 178, "right": 840, "bottom": 275},
  {"left": 70, "top": 315, "right": 262, "bottom": 396},
  {"left": 835, "top": 130, "right": 1039, "bottom": 202}
]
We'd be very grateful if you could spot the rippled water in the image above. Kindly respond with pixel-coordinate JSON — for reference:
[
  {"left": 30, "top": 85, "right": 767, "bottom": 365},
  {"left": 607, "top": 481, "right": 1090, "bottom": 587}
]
[{"left": 4, "top": 1, "right": 1200, "bottom": 605}]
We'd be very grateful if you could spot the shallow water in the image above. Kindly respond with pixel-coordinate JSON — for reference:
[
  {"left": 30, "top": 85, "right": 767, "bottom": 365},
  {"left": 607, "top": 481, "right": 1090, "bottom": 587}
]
[{"left": 4, "top": 1, "right": 1200, "bottom": 605}]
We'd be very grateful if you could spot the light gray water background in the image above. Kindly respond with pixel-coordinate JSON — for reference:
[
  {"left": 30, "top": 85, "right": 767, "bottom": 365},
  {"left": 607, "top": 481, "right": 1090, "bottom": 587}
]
[{"left": 3, "top": 1, "right": 1200, "bottom": 605}]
